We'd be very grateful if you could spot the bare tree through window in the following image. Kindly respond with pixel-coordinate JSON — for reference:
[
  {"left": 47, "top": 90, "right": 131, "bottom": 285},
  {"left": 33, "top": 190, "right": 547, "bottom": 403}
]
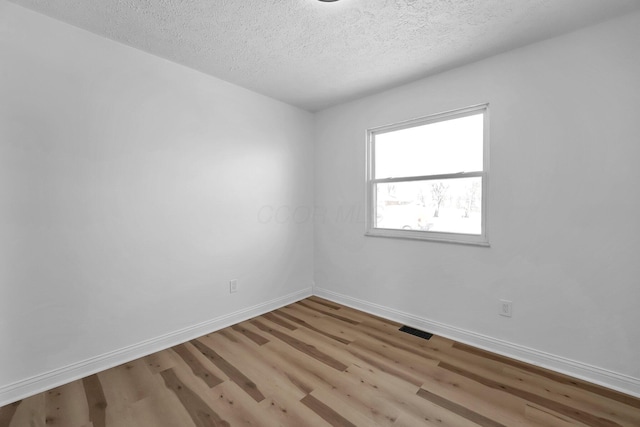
[{"left": 430, "top": 182, "right": 449, "bottom": 218}]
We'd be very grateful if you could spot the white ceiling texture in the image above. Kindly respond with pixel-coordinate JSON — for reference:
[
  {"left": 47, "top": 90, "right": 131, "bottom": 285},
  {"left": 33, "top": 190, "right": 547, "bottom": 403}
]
[{"left": 8, "top": 0, "right": 640, "bottom": 111}]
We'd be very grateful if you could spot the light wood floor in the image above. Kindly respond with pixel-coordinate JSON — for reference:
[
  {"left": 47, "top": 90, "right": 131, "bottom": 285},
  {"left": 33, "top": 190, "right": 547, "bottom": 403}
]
[{"left": 2, "top": 297, "right": 639, "bottom": 427}]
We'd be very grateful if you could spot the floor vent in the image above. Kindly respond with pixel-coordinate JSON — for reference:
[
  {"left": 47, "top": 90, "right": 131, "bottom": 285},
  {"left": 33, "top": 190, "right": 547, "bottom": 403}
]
[{"left": 399, "top": 325, "right": 433, "bottom": 341}]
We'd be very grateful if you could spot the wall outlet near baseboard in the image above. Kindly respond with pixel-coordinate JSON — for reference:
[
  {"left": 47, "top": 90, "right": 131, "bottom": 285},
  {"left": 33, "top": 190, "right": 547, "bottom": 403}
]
[
  {"left": 229, "top": 280, "right": 238, "bottom": 294},
  {"left": 499, "top": 299, "right": 513, "bottom": 317}
]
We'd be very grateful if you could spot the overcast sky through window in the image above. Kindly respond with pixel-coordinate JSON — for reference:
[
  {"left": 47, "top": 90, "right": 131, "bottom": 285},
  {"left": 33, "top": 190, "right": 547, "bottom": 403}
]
[{"left": 375, "top": 113, "right": 483, "bottom": 179}]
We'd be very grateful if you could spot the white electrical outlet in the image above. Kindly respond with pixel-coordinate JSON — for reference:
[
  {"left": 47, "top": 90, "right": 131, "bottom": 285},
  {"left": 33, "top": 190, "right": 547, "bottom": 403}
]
[
  {"left": 499, "top": 299, "right": 513, "bottom": 317},
  {"left": 229, "top": 279, "right": 238, "bottom": 294}
]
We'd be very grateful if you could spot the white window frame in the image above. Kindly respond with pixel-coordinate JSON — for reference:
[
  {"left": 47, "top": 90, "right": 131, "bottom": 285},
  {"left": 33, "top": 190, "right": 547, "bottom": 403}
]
[{"left": 365, "top": 104, "right": 490, "bottom": 246}]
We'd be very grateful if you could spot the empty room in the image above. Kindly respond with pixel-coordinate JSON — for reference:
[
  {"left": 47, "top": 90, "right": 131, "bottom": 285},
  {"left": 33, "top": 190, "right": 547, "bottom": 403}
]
[{"left": 1, "top": 0, "right": 639, "bottom": 425}]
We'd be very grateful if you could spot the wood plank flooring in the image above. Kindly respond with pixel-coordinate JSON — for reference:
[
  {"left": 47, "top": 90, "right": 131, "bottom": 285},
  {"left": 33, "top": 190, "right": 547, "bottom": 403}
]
[{"left": 2, "top": 296, "right": 639, "bottom": 426}]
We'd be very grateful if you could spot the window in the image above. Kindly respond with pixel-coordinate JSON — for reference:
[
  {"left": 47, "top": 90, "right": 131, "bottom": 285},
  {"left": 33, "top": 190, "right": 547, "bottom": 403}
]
[{"left": 365, "top": 104, "right": 489, "bottom": 245}]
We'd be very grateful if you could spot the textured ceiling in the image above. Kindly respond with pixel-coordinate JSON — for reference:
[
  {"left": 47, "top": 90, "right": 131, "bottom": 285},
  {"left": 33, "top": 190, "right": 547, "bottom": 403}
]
[{"left": 8, "top": 0, "right": 640, "bottom": 111}]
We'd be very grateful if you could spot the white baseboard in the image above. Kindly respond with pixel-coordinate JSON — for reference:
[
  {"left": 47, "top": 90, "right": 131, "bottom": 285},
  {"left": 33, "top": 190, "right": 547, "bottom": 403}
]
[
  {"left": 3, "top": 285, "right": 638, "bottom": 406},
  {"left": 313, "top": 287, "right": 640, "bottom": 398},
  {"left": 0, "top": 287, "right": 312, "bottom": 407}
]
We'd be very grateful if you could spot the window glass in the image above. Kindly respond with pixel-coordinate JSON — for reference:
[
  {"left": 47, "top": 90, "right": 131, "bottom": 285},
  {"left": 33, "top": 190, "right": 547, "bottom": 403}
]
[
  {"left": 375, "top": 177, "right": 482, "bottom": 235},
  {"left": 374, "top": 114, "right": 483, "bottom": 179}
]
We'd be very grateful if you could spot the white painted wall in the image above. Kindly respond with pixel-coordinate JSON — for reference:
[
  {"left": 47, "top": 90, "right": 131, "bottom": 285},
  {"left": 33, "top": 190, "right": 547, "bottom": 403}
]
[
  {"left": 314, "top": 11, "right": 640, "bottom": 392},
  {"left": 0, "top": 1, "right": 313, "bottom": 395}
]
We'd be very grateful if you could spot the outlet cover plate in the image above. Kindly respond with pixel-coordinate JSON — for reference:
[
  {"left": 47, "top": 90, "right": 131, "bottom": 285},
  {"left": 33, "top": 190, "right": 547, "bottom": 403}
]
[{"left": 499, "top": 299, "right": 513, "bottom": 317}]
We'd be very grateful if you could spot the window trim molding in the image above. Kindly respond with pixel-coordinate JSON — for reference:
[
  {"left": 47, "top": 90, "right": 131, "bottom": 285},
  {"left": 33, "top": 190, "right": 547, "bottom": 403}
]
[{"left": 365, "top": 103, "right": 490, "bottom": 246}]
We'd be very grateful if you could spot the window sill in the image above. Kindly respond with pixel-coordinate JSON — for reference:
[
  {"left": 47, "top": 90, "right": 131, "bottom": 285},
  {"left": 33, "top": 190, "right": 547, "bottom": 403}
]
[{"left": 365, "top": 228, "right": 490, "bottom": 247}]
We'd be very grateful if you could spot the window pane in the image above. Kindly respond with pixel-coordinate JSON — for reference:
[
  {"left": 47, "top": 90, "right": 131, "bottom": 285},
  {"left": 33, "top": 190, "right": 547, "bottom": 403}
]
[
  {"left": 375, "top": 177, "right": 482, "bottom": 235},
  {"left": 375, "top": 113, "right": 483, "bottom": 179}
]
